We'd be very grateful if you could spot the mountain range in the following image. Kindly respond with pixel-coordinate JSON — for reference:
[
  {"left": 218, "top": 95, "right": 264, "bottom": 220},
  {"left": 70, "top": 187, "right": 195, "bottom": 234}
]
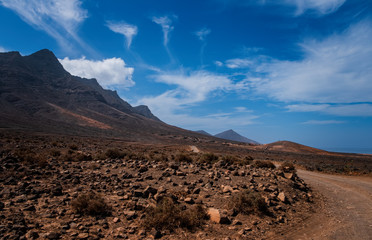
[
  {"left": 196, "top": 129, "right": 259, "bottom": 145},
  {"left": 0, "top": 49, "right": 213, "bottom": 143}
]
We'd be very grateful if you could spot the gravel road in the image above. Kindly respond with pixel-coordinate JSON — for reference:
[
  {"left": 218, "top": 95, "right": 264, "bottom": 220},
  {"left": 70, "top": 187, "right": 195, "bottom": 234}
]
[{"left": 285, "top": 170, "right": 372, "bottom": 240}]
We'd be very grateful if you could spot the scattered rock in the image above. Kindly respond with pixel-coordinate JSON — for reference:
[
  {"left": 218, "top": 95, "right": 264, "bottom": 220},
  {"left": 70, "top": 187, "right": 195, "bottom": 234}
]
[{"left": 278, "top": 192, "right": 286, "bottom": 202}]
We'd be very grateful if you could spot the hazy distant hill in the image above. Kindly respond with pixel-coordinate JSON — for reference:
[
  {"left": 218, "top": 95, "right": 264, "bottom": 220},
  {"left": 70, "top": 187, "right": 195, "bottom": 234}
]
[
  {"left": 195, "top": 130, "right": 212, "bottom": 136},
  {"left": 214, "top": 129, "right": 259, "bottom": 145}
]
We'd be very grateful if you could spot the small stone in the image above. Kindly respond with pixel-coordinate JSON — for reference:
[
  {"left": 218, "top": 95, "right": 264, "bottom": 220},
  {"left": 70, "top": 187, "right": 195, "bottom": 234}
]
[
  {"left": 220, "top": 216, "right": 231, "bottom": 225},
  {"left": 232, "top": 220, "right": 242, "bottom": 225},
  {"left": 44, "top": 232, "right": 61, "bottom": 240},
  {"left": 278, "top": 192, "right": 286, "bottom": 202},
  {"left": 24, "top": 205, "right": 36, "bottom": 211},
  {"left": 77, "top": 233, "right": 89, "bottom": 239},
  {"left": 149, "top": 228, "right": 162, "bottom": 239},
  {"left": 208, "top": 208, "right": 221, "bottom": 223},
  {"left": 113, "top": 217, "right": 120, "bottom": 223},
  {"left": 124, "top": 210, "right": 136, "bottom": 220},
  {"left": 284, "top": 172, "right": 294, "bottom": 180},
  {"left": 184, "top": 197, "right": 194, "bottom": 204},
  {"left": 222, "top": 185, "right": 233, "bottom": 193}
]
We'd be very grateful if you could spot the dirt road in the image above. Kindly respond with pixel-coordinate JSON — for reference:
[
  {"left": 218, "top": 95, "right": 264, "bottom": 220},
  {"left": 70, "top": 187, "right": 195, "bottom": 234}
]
[{"left": 285, "top": 170, "right": 372, "bottom": 240}]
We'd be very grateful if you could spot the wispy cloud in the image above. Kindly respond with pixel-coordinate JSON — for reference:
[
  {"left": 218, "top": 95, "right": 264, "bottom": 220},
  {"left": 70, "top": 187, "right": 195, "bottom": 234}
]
[
  {"left": 287, "top": 104, "right": 372, "bottom": 117},
  {"left": 194, "top": 27, "right": 211, "bottom": 65},
  {"left": 284, "top": 0, "right": 346, "bottom": 16},
  {"left": 59, "top": 57, "right": 135, "bottom": 89},
  {"left": 215, "top": 0, "right": 346, "bottom": 16},
  {"left": 302, "top": 120, "right": 345, "bottom": 125},
  {"left": 225, "top": 58, "right": 253, "bottom": 69},
  {"left": 248, "top": 20, "right": 372, "bottom": 104},
  {"left": 0, "top": 46, "right": 6, "bottom": 52},
  {"left": 136, "top": 69, "right": 256, "bottom": 126},
  {"left": 0, "top": 0, "right": 88, "bottom": 51},
  {"left": 136, "top": 69, "right": 258, "bottom": 130},
  {"left": 195, "top": 28, "right": 211, "bottom": 41},
  {"left": 106, "top": 21, "right": 138, "bottom": 49},
  {"left": 152, "top": 15, "right": 176, "bottom": 47},
  {"left": 152, "top": 15, "right": 177, "bottom": 61}
]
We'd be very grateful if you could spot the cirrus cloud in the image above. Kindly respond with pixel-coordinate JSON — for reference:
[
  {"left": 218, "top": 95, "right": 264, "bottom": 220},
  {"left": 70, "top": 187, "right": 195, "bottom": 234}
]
[
  {"left": 106, "top": 21, "right": 138, "bottom": 49},
  {"left": 249, "top": 20, "right": 372, "bottom": 104},
  {"left": 59, "top": 57, "right": 135, "bottom": 89},
  {"left": 0, "top": 0, "right": 88, "bottom": 51}
]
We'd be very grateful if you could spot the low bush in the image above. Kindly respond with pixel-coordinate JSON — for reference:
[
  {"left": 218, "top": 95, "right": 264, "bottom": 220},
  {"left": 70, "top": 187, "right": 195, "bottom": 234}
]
[
  {"left": 199, "top": 153, "right": 219, "bottom": 164},
  {"left": 253, "top": 160, "right": 276, "bottom": 169},
  {"left": 175, "top": 153, "right": 193, "bottom": 163},
  {"left": 50, "top": 149, "right": 61, "bottom": 157},
  {"left": 229, "top": 190, "right": 268, "bottom": 215},
  {"left": 221, "top": 155, "right": 252, "bottom": 166},
  {"left": 105, "top": 148, "right": 126, "bottom": 159},
  {"left": 71, "top": 192, "right": 111, "bottom": 216},
  {"left": 143, "top": 197, "right": 208, "bottom": 231},
  {"left": 69, "top": 144, "right": 78, "bottom": 151},
  {"left": 279, "top": 161, "right": 296, "bottom": 173}
]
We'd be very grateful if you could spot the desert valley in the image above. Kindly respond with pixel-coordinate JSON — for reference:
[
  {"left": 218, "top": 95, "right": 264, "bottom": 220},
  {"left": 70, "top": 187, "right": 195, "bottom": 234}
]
[{"left": 0, "top": 50, "right": 371, "bottom": 240}]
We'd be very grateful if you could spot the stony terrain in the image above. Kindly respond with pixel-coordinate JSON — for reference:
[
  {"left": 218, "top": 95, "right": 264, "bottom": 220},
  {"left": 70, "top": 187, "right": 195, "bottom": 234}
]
[{"left": 0, "top": 132, "right": 315, "bottom": 239}]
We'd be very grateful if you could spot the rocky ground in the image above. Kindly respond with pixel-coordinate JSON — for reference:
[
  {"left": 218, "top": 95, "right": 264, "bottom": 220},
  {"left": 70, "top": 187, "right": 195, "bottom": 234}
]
[{"left": 0, "top": 133, "right": 315, "bottom": 239}]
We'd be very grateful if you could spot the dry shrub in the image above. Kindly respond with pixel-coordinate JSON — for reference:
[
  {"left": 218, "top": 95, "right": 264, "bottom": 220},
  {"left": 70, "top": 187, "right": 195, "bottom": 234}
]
[
  {"left": 175, "top": 153, "right": 193, "bottom": 163},
  {"left": 105, "top": 148, "right": 126, "bottom": 159},
  {"left": 14, "top": 149, "right": 48, "bottom": 167},
  {"left": 279, "top": 161, "right": 296, "bottom": 173},
  {"left": 199, "top": 153, "right": 219, "bottom": 164},
  {"left": 143, "top": 197, "right": 208, "bottom": 232},
  {"left": 50, "top": 149, "right": 61, "bottom": 157},
  {"left": 229, "top": 190, "right": 268, "bottom": 215},
  {"left": 69, "top": 144, "right": 78, "bottom": 151},
  {"left": 253, "top": 160, "right": 276, "bottom": 169},
  {"left": 71, "top": 192, "right": 111, "bottom": 216}
]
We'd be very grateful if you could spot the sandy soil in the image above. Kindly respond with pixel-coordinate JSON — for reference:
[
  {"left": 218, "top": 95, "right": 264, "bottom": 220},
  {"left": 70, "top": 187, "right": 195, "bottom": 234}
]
[{"left": 284, "top": 170, "right": 372, "bottom": 240}]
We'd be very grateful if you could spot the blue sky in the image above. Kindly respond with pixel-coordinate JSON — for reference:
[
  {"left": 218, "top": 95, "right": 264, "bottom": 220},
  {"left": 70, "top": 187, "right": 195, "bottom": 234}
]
[{"left": 1, "top": 0, "right": 372, "bottom": 153}]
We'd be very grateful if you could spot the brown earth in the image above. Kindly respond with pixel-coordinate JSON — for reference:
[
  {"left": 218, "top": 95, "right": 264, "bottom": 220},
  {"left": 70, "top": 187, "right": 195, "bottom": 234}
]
[
  {"left": 282, "top": 170, "right": 372, "bottom": 240},
  {"left": 1, "top": 131, "right": 372, "bottom": 239},
  {"left": 0, "top": 132, "right": 315, "bottom": 239}
]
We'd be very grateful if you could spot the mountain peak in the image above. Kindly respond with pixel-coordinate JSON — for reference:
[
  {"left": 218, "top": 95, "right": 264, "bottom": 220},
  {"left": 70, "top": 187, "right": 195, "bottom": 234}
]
[
  {"left": 214, "top": 129, "right": 259, "bottom": 145},
  {"left": 133, "top": 105, "right": 161, "bottom": 121},
  {"left": 24, "top": 49, "right": 67, "bottom": 77}
]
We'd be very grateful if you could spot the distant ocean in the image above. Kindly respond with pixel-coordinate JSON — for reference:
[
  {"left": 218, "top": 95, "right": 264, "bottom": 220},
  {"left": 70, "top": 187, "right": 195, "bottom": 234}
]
[{"left": 323, "top": 147, "right": 372, "bottom": 155}]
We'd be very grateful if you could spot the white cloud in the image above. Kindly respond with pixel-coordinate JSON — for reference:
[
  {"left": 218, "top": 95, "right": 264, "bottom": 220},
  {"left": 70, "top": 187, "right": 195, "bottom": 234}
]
[
  {"left": 286, "top": 104, "right": 330, "bottom": 112},
  {"left": 287, "top": 104, "right": 372, "bottom": 117},
  {"left": 216, "top": 0, "right": 345, "bottom": 16},
  {"left": 283, "top": 0, "right": 346, "bottom": 16},
  {"left": 225, "top": 58, "right": 253, "bottom": 69},
  {"left": 302, "top": 120, "right": 345, "bottom": 125},
  {"left": 106, "top": 21, "right": 138, "bottom": 49},
  {"left": 0, "top": 46, "right": 6, "bottom": 52},
  {"left": 250, "top": 20, "right": 372, "bottom": 104},
  {"left": 59, "top": 57, "right": 135, "bottom": 88},
  {"left": 0, "top": 0, "right": 88, "bottom": 50},
  {"left": 234, "top": 106, "right": 253, "bottom": 113},
  {"left": 136, "top": 69, "right": 253, "bottom": 127},
  {"left": 152, "top": 15, "right": 176, "bottom": 47},
  {"left": 214, "top": 61, "right": 223, "bottom": 67},
  {"left": 195, "top": 28, "right": 211, "bottom": 41}
]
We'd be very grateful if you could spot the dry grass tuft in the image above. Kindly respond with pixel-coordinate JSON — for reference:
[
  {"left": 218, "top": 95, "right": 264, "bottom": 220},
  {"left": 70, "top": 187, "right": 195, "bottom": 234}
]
[
  {"left": 253, "top": 160, "right": 276, "bottom": 169},
  {"left": 199, "top": 153, "right": 219, "bottom": 164},
  {"left": 143, "top": 197, "right": 208, "bottom": 232},
  {"left": 229, "top": 190, "right": 268, "bottom": 215},
  {"left": 105, "top": 148, "right": 126, "bottom": 159},
  {"left": 71, "top": 192, "right": 111, "bottom": 217}
]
